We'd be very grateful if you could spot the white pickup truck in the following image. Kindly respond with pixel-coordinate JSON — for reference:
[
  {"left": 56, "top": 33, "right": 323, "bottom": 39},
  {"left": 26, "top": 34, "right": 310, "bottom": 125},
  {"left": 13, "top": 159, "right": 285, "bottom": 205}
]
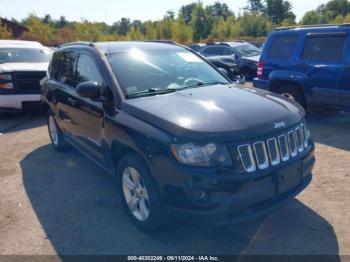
[{"left": 0, "top": 40, "right": 51, "bottom": 112}]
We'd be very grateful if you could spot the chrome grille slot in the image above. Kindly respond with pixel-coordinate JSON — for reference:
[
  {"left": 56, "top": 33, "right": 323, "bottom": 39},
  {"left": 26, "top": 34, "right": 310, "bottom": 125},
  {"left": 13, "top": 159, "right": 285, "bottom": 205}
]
[
  {"left": 288, "top": 131, "right": 298, "bottom": 157},
  {"left": 278, "top": 135, "right": 290, "bottom": 161},
  {"left": 302, "top": 123, "right": 309, "bottom": 147},
  {"left": 295, "top": 126, "right": 304, "bottom": 152},
  {"left": 238, "top": 145, "right": 256, "bottom": 173},
  {"left": 253, "top": 142, "right": 269, "bottom": 170},
  {"left": 267, "top": 138, "right": 280, "bottom": 166}
]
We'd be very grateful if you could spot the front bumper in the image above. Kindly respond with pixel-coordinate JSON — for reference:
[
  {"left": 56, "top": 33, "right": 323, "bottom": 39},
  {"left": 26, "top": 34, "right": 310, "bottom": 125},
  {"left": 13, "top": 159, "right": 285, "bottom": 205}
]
[
  {"left": 159, "top": 148, "right": 315, "bottom": 225},
  {"left": 253, "top": 78, "right": 269, "bottom": 90},
  {"left": 0, "top": 94, "right": 41, "bottom": 111}
]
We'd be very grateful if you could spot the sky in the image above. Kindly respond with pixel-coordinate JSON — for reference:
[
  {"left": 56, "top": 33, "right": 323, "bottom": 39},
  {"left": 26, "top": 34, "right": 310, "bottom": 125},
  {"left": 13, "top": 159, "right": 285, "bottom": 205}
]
[{"left": 0, "top": 0, "right": 330, "bottom": 24}]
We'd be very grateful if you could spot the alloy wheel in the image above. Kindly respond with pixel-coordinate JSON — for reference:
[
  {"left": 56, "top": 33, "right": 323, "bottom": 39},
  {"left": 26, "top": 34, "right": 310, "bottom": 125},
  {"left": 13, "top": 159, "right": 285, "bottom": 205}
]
[{"left": 122, "top": 166, "right": 150, "bottom": 221}]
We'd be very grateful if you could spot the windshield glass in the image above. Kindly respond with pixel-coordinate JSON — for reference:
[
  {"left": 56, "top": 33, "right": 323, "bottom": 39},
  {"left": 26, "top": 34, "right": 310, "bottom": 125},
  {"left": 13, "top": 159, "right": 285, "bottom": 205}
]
[
  {"left": 233, "top": 44, "right": 261, "bottom": 57},
  {"left": 0, "top": 48, "right": 52, "bottom": 63},
  {"left": 108, "top": 48, "right": 229, "bottom": 97}
]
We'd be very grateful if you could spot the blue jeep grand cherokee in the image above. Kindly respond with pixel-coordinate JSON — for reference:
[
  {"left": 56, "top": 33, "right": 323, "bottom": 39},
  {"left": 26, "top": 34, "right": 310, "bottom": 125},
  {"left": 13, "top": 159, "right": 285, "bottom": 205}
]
[{"left": 253, "top": 24, "right": 350, "bottom": 111}]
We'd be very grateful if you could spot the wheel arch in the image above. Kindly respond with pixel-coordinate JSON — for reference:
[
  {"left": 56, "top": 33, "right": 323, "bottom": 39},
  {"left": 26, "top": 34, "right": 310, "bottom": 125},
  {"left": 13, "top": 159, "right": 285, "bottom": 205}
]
[
  {"left": 110, "top": 141, "right": 152, "bottom": 177},
  {"left": 270, "top": 80, "right": 308, "bottom": 109}
]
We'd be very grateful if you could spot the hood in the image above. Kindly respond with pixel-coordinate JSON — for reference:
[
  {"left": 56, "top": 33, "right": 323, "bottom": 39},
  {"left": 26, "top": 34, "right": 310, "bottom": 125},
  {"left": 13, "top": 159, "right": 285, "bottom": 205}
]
[
  {"left": 242, "top": 55, "right": 260, "bottom": 62},
  {"left": 0, "top": 63, "right": 49, "bottom": 73},
  {"left": 122, "top": 85, "right": 304, "bottom": 141}
]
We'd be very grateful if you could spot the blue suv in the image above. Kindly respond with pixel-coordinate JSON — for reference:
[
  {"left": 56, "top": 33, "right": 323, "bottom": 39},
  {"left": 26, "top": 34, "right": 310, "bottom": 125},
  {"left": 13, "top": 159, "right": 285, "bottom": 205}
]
[{"left": 253, "top": 24, "right": 350, "bottom": 110}]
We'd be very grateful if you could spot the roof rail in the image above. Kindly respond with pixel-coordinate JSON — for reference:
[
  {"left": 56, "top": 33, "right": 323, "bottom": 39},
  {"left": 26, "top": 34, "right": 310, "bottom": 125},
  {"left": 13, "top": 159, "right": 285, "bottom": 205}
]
[
  {"left": 59, "top": 41, "right": 94, "bottom": 48},
  {"left": 206, "top": 40, "right": 247, "bottom": 45},
  {"left": 275, "top": 23, "right": 350, "bottom": 31},
  {"left": 143, "top": 40, "right": 178, "bottom": 45}
]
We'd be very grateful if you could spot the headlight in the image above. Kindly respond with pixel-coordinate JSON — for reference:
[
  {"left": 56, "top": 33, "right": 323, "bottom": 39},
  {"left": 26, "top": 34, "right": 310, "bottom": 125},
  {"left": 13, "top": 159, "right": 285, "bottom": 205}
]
[
  {"left": 171, "top": 143, "right": 232, "bottom": 167},
  {"left": 0, "top": 74, "right": 14, "bottom": 89}
]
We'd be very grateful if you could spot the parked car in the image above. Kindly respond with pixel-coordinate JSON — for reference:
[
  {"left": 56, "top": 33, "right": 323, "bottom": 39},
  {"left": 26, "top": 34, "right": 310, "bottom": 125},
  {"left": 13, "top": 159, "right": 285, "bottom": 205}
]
[
  {"left": 253, "top": 24, "right": 350, "bottom": 111},
  {"left": 187, "top": 43, "right": 206, "bottom": 52},
  {"left": 206, "top": 55, "right": 245, "bottom": 84},
  {"left": 198, "top": 41, "right": 261, "bottom": 80},
  {"left": 42, "top": 41, "right": 315, "bottom": 232},
  {"left": 0, "top": 40, "right": 52, "bottom": 113}
]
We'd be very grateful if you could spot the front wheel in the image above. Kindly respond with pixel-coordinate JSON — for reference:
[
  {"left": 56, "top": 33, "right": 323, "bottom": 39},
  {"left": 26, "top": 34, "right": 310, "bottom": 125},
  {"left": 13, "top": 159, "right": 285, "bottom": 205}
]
[{"left": 117, "top": 153, "right": 167, "bottom": 232}]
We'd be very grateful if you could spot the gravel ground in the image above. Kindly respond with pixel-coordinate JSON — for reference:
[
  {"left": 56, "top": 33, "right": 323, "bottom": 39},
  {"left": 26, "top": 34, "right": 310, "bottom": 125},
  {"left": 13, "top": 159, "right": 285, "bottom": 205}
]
[{"left": 0, "top": 109, "right": 349, "bottom": 257}]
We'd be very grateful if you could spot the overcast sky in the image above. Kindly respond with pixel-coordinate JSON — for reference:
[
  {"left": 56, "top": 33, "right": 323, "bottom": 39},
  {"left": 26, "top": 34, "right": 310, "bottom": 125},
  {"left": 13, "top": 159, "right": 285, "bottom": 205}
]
[{"left": 0, "top": 0, "right": 330, "bottom": 23}]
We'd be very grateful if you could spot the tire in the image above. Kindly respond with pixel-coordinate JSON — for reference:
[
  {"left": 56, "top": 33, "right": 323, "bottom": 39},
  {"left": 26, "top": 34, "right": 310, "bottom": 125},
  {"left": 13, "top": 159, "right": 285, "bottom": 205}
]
[
  {"left": 117, "top": 153, "right": 167, "bottom": 232},
  {"left": 47, "top": 112, "right": 70, "bottom": 151},
  {"left": 276, "top": 85, "right": 307, "bottom": 110}
]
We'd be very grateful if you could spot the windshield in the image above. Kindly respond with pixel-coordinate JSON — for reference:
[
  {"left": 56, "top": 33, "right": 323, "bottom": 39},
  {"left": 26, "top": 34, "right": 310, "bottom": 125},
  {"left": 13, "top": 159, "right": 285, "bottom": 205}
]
[
  {"left": 0, "top": 48, "right": 52, "bottom": 63},
  {"left": 233, "top": 44, "right": 261, "bottom": 57},
  {"left": 108, "top": 48, "right": 229, "bottom": 97}
]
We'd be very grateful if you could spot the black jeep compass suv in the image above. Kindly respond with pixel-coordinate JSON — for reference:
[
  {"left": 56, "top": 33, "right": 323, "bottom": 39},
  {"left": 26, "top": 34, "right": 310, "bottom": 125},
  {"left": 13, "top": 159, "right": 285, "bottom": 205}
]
[{"left": 42, "top": 41, "right": 315, "bottom": 232}]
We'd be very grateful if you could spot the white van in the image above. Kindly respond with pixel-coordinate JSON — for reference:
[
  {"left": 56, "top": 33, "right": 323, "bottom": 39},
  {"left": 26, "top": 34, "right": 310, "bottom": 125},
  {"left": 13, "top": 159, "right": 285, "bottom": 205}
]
[{"left": 0, "top": 40, "right": 51, "bottom": 112}]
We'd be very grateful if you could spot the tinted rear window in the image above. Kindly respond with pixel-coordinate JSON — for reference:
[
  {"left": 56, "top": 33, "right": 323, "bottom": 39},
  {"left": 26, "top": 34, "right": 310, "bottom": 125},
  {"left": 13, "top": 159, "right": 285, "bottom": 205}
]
[
  {"left": 50, "top": 52, "right": 61, "bottom": 80},
  {"left": 202, "top": 46, "right": 223, "bottom": 55},
  {"left": 58, "top": 51, "right": 77, "bottom": 87},
  {"left": 268, "top": 34, "right": 297, "bottom": 59},
  {"left": 302, "top": 35, "right": 346, "bottom": 61}
]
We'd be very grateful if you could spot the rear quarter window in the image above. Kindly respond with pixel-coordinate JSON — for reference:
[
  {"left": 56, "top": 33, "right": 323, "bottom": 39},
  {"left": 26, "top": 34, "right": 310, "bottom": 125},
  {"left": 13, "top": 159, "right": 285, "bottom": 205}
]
[
  {"left": 268, "top": 34, "right": 298, "bottom": 59},
  {"left": 302, "top": 34, "right": 347, "bottom": 61},
  {"left": 49, "top": 52, "right": 61, "bottom": 80}
]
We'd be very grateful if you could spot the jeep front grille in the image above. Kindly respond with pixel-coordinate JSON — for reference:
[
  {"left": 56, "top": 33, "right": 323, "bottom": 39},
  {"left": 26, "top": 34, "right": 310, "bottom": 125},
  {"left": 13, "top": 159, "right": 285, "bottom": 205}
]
[{"left": 237, "top": 122, "right": 310, "bottom": 173}]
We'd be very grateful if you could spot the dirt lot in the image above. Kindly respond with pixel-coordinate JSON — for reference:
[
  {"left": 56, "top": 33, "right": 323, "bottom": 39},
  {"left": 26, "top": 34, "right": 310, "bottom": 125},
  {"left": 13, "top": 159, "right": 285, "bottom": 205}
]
[{"left": 0, "top": 109, "right": 349, "bottom": 256}]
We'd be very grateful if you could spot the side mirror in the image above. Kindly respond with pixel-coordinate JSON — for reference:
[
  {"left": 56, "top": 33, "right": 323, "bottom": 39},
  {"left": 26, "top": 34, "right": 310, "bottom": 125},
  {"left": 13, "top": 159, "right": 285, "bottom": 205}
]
[
  {"left": 218, "top": 67, "right": 228, "bottom": 76},
  {"left": 76, "top": 81, "right": 101, "bottom": 99}
]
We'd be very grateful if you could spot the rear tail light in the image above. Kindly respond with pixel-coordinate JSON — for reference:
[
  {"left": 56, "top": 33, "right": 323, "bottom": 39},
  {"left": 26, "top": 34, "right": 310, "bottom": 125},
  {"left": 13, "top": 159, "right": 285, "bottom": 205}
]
[{"left": 257, "top": 61, "right": 264, "bottom": 79}]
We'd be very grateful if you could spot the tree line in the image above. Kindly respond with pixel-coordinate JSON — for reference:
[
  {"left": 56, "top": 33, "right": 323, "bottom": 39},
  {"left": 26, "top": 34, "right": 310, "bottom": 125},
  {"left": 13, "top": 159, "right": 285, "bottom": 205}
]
[{"left": 1, "top": 0, "right": 349, "bottom": 45}]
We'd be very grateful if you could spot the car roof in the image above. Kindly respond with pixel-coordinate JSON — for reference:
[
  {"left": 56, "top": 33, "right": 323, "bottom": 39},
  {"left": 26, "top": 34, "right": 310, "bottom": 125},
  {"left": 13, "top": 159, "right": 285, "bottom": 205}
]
[
  {"left": 188, "top": 43, "right": 205, "bottom": 47},
  {"left": 205, "top": 41, "right": 248, "bottom": 48},
  {"left": 0, "top": 40, "right": 44, "bottom": 48},
  {"left": 60, "top": 41, "right": 186, "bottom": 53},
  {"left": 221, "top": 41, "right": 248, "bottom": 47},
  {"left": 275, "top": 24, "right": 350, "bottom": 33}
]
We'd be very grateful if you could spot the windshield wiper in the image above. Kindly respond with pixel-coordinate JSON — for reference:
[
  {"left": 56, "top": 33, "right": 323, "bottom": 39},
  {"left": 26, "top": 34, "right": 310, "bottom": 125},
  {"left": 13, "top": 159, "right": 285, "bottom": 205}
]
[
  {"left": 180, "top": 81, "right": 229, "bottom": 90},
  {"left": 126, "top": 88, "right": 177, "bottom": 98}
]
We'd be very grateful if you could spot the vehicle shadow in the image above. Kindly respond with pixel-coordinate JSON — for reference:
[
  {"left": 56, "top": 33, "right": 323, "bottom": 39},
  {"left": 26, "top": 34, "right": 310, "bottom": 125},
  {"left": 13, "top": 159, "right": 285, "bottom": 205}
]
[
  {"left": 0, "top": 111, "right": 45, "bottom": 134},
  {"left": 306, "top": 109, "right": 350, "bottom": 152},
  {"left": 21, "top": 144, "right": 340, "bottom": 256}
]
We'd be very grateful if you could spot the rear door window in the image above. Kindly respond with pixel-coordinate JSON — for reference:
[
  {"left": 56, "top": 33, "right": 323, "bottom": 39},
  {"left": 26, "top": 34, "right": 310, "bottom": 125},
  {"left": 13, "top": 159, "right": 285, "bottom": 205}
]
[
  {"left": 58, "top": 50, "right": 77, "bottom": 87},
  {"left": 302, "top": 34, "right": 347, "bottom": 61},
  {"left": 49, "top": 52, "right": 61, "bottom": 80},
  {"left": 268, "top": 34, "right": 298, "bottom": 59}
]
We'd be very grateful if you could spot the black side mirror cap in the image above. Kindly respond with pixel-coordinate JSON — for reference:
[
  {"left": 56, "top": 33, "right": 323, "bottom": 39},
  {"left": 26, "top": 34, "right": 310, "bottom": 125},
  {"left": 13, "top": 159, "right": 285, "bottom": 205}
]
[{"left": 76, "top": 81, "right": 101, "bottom": 99}]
